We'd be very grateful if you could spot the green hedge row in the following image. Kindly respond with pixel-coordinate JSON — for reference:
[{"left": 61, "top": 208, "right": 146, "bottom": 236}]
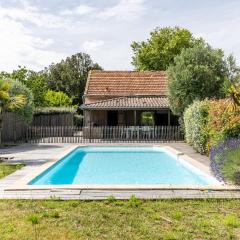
[
  {"left": 183, "top": 101, "right": 209, "bottom": 154},
  {"left": 34, "top": 107, "right": 76, "bottom": 115}
]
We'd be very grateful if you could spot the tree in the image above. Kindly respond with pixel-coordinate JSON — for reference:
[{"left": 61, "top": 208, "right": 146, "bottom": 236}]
[
  {"left": 11, "top": 67, "right": 48, "bottom": 107},
  {"left": 0, "top": 78, "right": 33, "bottom": 143},
  {"left": 44, "top": 90, "right": 73, "bottom": 107},
  {"left": 45, "top": 53, "right": 102, "bottom": 105},
  {"left": 167, "top": 42, "right": 227, "bottom": 116},
  {"left": 131, "top": 26, "right": 200, "bottom": 71}
]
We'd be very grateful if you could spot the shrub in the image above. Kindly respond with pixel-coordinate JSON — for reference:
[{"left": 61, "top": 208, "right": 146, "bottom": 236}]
[
  {"left": 183, "top": 100, "right": 209, "bottom": 154},
  {"left": 210, "top": 138, "right": 240, "bottom": 183},
  {"left": 73, "top": 114, "right": 83, "bottom": 126},
  {"left": 184, "top": 99, "right": 240, "bottom": 154},
  {"left": 9, "top": 80, "right": 34, "bottom": 123},
  {"left": 206, "top": 99, "right": 240, "bottom": 151},
  {"left": 44, "top": 90, "right": 72, "bottom": 107},
  {"left": 34, "top": 107, "right": 76, "bottom": 115}
]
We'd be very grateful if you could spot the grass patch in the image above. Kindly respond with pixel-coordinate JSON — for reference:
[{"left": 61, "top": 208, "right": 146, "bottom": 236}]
[
  {"left": 222, "top": 148, "right": 240, "bottom": 183},
  {"left": 0, "top": 199, "right": 240, "bottom": 239},
  {"left": 0, "top": 163, "right": 24, "bottom": 179}
]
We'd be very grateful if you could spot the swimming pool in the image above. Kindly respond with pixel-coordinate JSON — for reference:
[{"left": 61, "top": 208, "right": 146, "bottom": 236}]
[{"left": 29, "top": 146, "right": 219, "bottom": 186}]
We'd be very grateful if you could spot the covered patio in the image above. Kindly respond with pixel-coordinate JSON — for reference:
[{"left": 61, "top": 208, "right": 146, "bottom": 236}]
[{"left": 81, "top": 96, "right": 179, "bottom": 126}]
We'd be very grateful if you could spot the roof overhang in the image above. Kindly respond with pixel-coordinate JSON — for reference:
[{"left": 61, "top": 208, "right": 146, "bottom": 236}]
[{"left": 81, "top": 96, "right": 169, "bottom": 111}]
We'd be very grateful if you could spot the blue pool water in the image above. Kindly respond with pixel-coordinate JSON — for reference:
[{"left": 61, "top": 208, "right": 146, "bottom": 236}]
[{"left": 29, "top": 147, "right": 218, "bottom": 185}]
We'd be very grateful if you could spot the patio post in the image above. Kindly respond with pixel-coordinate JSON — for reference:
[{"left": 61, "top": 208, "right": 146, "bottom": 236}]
[
  {"left": 89, "top": 110, "right": 92, "bottom": 143},
  {"left": 134, "top": 110, "right": 137, "bottom": 126},
  {"left": 168, "top": 110, "right": 171, "bottom": 126}
]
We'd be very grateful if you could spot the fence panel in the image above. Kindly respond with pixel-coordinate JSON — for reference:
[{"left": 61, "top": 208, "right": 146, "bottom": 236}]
[
  {"left": 31, "top": 113, "right": 74, "bottom": 126},
  {"left": 2, "top": 112, "right": 28, "bottom": 143}
]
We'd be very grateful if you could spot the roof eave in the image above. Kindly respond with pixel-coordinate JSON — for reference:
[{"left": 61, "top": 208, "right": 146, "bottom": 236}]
[{"left": 81, "top": 106, "right": 169, "bottom": 111}]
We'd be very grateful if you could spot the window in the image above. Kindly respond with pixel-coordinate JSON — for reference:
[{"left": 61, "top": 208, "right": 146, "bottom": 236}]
[{"left": 141, "top": 112, "right": 155, "bottom": 126}]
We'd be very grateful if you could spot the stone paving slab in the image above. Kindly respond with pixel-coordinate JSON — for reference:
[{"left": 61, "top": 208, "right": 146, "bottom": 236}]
[
  {"left": 2, "top": 189, "right": 240, "bottom": 200},
  {"left": 0, "top": 142, "right": 238, "bottom": 200}
]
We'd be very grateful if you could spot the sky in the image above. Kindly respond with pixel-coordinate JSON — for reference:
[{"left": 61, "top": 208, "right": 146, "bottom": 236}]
[{"left": 0, "top": 0, "right": 240, "bottom": 72}]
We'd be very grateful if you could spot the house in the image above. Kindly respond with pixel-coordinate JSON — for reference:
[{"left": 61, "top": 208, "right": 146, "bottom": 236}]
[{"left": 81, "top": 70, "right": 178, "bottom": 126}]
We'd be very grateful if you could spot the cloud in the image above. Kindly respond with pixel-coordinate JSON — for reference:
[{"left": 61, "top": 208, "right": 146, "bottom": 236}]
[
  {"left": 97, "top": 0, "right": 146, "bottom": 20},
  {"left": 0, "top": 16, "right": 64, "bottom": 71},
  {"left": 60, "top": 4, "right": 96, "bottom": 16},
  {"left": 59, "top": 0, "right": 146, "bottom": 21},
  {"left": 1, "top": 0, "right": 240, "bottom": 73},
  {"left": 0, "top": 1, "right": 70, "bottom": 29},
  {"left": 82, "top": 40, "right": 104, "bottom": 52}
]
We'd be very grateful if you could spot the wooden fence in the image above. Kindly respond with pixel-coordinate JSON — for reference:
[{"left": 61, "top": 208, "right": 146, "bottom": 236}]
[
  {"left": 32, "top": 113, "right": 74, "bottom": 126},
  {"left": 2, "top": 112, "right": 28, "bottom": 143},
  {"left": 1, "top": 112, "right": 74, "bottom": 143},
  {"left": 14, "top": 126, "right": 184, "bottom": 143}
]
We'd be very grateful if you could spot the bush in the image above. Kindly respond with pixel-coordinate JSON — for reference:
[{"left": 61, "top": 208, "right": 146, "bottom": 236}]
[
  {"left": 206, "top": 99, "right": 240, "bottom": 151},
  {"left": 44, "top": 90, "right": 72, "bottom": 107},
  {"left": 9, "top": 80, "right": 34, "bottom": 123},
  {"left": 73, "top": 114, "right": 83, "bottom": 126},
  {"left": 210, "top": 138, "right": 240, "bottom": 183},
  {"left": 184, "top": 99, "right": 240, "bottom": 154},
  {"left": 183, "top": 100, "right": 209, "bottom": 154},
  {"left": 34, "top": 107, "right": 76, "bottom": 115}
]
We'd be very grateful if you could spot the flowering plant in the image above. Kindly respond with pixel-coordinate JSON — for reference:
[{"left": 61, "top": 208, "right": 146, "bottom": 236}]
[{"left": 210, "top": 138, "right": 240, "bottom": 182}]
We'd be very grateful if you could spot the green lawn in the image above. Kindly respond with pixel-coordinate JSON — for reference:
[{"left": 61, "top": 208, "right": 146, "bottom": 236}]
[
  {"left": 222, "top": 148, "right": 240, "bottom": 183},
  {"left": 0, "top": 163, "right": 24, "bottom": 179},
  {"left": 1, "top": 199, "right": 240, "bottom": 239}
]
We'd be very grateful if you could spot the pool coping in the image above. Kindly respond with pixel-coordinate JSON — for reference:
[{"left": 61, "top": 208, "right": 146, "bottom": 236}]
[{"left": 4, "top": 144, "right": 238, "bottom": 191}]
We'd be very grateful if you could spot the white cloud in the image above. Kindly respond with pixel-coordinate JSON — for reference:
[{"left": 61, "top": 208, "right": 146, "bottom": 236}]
[
  {"left": 0, "top": 1, "right": 70, "bottom": 29},
  {"left": 97, "top": 0, "right": 146, "bottom": 20},
  {"left": 60, "top": 4, "right": 96, "bottom": 16},
  {"left": 0, "top": 17, "right": 64, "bottom": 71},
  {"left": 1, "top": 0, "right": 240, "bottom": 73},
  {"left": 59, "top": 0, "right": 146, "bottom": 21},
  {"left": 82, "top": 40, "right": 104, "bottom": 52}
]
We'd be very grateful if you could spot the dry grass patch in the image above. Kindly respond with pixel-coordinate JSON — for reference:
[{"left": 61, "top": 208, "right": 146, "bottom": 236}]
[{"left": 0, "top": 199, "right": 240, "bottom": 239}]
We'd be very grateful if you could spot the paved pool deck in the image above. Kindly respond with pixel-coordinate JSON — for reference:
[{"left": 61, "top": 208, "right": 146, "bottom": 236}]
[{"left": 0, "top": 142, "right": 240, "bottom": 200}]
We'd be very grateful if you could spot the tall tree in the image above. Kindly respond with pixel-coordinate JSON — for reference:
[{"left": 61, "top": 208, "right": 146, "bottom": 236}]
[
  {"left": 45, "top": 53, "right": 102, "bottom": 105},
  {"left": 167, "top": 42, "right": 227, "bottom": 116},
  {"left": 11, "top": 67, "right": 47, "bottom": 107},
  {"left": 131, "top": 26, "right": 200, "bottom": 71}
]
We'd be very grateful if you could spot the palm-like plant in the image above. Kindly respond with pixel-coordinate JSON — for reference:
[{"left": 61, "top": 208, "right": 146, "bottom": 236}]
[
  {"left": 226, "top": 55, "right": 240, "bottom": 110},
  {"left": 0, "top": 79, "right": 26, "bottom": 143},
  {"left": 227, "top": 85, "right": 240, "bottom": 109}
]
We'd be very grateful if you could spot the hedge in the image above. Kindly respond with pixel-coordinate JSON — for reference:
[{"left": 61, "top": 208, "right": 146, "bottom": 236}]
[
  {"left": 184, "top": 99, "right": 240, "bottom": 154},
  {"left": 205, "top": 99, "right": 240, "bottom": 152},
  {"left": 34, "top": 107, "right": 76, "bottom": 115},
  {"left": 183, "top": 100, "right": 209, "bottom": 154},
  {"left": 210, "top": 138, "right": 240, "bottom": 183}
]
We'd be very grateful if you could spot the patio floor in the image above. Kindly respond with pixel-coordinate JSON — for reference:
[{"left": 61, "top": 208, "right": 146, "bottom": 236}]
[{"left": 0, "top": 142, "right": 240, "bottom": 199}]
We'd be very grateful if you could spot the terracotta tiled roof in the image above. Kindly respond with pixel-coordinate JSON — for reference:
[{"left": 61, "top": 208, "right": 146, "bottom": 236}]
[
  {"left": 85, "top": 70, "right": 168, "bottom": 96},
  {"left": 81, "top": 96, "right": 169, "bottom": 110}
]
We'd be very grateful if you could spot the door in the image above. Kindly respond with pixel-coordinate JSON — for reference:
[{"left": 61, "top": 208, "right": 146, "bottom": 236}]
[{"left": 107, "top": 111, "right": 118, "bottom": 126}]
